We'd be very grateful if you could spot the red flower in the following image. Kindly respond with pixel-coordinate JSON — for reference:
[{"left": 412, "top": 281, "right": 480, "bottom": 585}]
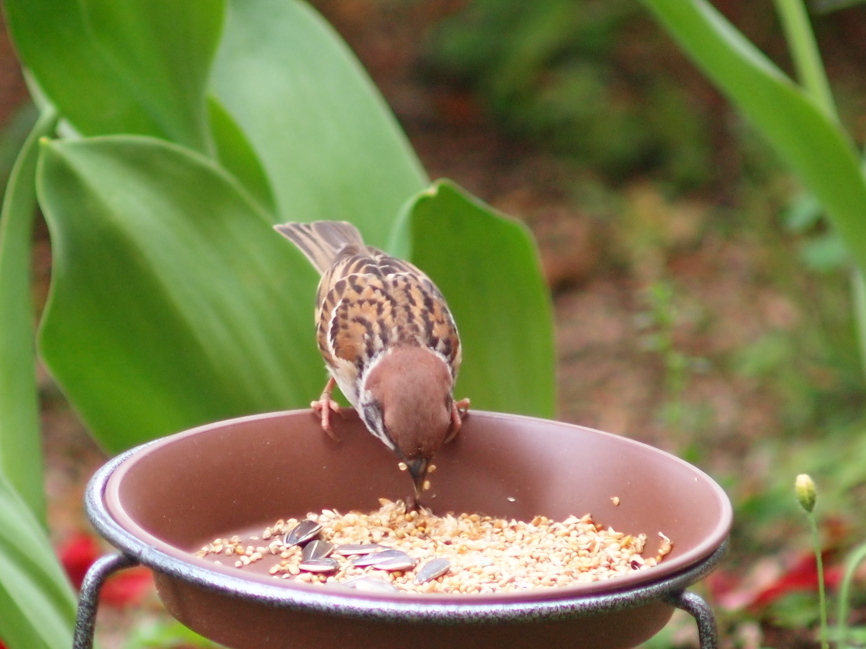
[
  {"left": 58, "top": 532, "right": 153, "bottom": 607},
  {"left": 58, "top": 533, "right": 100, "bottom": 590},
  {"left": 708, "top": 550, "right": 844, "bottom": 611},
  {"left": 750, "top": 551, "right": 843, "bottom": 608}
]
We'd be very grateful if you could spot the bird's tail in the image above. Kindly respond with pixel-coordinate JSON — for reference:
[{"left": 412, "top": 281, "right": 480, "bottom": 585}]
[{"left": 274, "top": 221, "right": 366, "bottom": 273}]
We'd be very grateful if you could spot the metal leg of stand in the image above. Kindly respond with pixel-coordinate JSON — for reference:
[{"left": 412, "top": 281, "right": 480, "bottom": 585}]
[
  {"left": 664, "top": 590, "right": 719, "bottom": 649},
  {"left": 73, "top": 553, "right": 139, "bottom": 649}
]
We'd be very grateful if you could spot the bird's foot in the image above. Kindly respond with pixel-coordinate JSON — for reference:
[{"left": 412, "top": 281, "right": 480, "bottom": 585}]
[
  {"left": 445, "top": 398, "right": 470, "bottom": 444},
  {"left": 311, "top": 378, "right": 342, "bottom": 441}
]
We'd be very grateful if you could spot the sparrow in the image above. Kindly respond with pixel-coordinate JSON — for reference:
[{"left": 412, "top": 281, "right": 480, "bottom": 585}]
[{"left": 274, "top": 221, "right": 469, "bottom": 500}]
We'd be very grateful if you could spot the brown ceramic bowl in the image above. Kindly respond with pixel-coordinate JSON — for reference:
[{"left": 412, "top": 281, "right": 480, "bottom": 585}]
[{"left": 88, "top": 409, "right": 731, "bottom": 649}]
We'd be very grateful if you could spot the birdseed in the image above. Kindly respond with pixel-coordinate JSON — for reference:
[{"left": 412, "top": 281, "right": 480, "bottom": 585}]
[{"left": 195, "top": 498, "right": 672, "bottom": 594}]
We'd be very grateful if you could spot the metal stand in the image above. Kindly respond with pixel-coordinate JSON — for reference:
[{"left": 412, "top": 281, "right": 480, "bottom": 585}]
[
  {"left": 72, "top": 555, "right": 720, "bottom": 649},
  {"left": 72, "top": 553, "right": 138, "bottom": 649},
  {"left": 665, "top": 590, "right": 719, "bottom": 649}
]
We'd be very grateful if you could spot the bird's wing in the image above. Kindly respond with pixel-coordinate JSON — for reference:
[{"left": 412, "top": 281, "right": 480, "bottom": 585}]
[{"left": 316, "top": 251, "right": 461, "bottom": 378}]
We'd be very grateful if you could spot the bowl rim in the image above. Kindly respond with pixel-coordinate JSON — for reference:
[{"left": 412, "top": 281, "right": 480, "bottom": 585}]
[{"left": 89, "top": 409, "right": 732, "bottom": 620}]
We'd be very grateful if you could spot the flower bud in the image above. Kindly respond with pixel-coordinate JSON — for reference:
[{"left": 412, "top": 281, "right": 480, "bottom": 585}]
[{"left": 795, "top": 474, "right": 817, "bottom": 513}]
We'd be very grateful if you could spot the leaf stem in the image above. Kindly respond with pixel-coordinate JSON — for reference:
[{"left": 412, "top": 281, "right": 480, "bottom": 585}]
[
  {"left": 773, "top": 0, "right": 838, "bottom": 119},
  {"left": 836, "top": 541, "right": 866, "bottom": 649},
  {"left": 0, "top": 106, "right": 57, "bottom": 524},
  {"left": 807, "top": 513, "right": 829, "bottom": 649},
  {"left": 849, "top": 268, "right": 866, "bottom": 384}
]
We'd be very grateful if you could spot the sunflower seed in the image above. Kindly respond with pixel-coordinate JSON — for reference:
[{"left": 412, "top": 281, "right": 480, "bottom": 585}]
[
  {"left": 351, "top": 548, "right": 406, "bottom": 567},
  {"left": 298, "top": 557, "right": 339, "bottom": 573},
  {"left": 333, "top": 543, "right": 383, "bottom": 556},
  {"left": 414, "top": 557, "right": 450, "bottom": 584},
  {"left": 370, "top": 550, "right": 416, "bottom": 572},
  {"left": 284, "top": 519, "right": 322, "bottom": 546},
  {"left": 301, "top": 539, "right": 335, "bottom": 561}
]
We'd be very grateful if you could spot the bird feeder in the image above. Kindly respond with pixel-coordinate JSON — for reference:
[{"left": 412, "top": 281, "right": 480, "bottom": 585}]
[{"left": 75, "top": 410, "right": 732, "bottom": 649}]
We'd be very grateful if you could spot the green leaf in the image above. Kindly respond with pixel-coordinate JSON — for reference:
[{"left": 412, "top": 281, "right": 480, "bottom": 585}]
[
  {"left": 208, "top": 97, "right": 276, "bottom": 214},
  {"left": 0, "top": 471, "right": 76, "bottom": 649},
  {"left": 0, "top": 108, "right": 58, "bottom": 523},
  {"left": 3, "top": 0, "right": 223, "bottom": 148},
  {"left": 211, "top": 0, "right": 428, "bottom": 248},
  {"left": 120, "top": 618, "right": 219, "bottom": 649},
  {"left": 78, "top": 0, "right": 225, "bottom": 152},
  {"left": 0, "top": 102, "right": 38, "bottom": 193},
  {"left": 3, "top": 0, "right": 159, "bottom": 137},
  {"left": 405, "top": 180, "right": 556, "bottom": 418},
  {"left": 37, "top": 136, "right": 322, "bottom": 452},
  {"left": 773, "top": 0, "right": 835, "bottom": 118},
  {"left": 638, "top": 0, "right": 866, "bottom": 278}
]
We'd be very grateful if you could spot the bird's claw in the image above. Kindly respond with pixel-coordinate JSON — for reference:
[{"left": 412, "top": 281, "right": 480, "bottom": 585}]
[
  {"left": 311, "top": 380, "right": 342, "bottom": 441},
  {"left": 445, "top": 397, "right": 470, "bottom": 444}
]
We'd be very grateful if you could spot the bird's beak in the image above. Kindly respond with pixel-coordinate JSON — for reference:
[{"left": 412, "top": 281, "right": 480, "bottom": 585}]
[{"left": 406, "top": 457, "right": 429, "bottom": 500}]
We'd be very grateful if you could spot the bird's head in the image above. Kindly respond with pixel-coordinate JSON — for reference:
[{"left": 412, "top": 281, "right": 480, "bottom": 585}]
[{"left": 359, "top": 346, "right": 455, "bottom": 499}]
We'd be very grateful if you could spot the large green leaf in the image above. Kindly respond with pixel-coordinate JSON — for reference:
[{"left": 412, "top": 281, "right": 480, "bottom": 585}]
[
  {"left": 0, "top": 108, "right": 57, "bottom": 523},
  {"left": 3, "top": 0, "right": 224, "bottom": 149},
  {"left": 79, "top": 0, "right": 224, "bottom": 152},
  {"left": 638, "top": 0, "right": 866, "bottom": 276},
  {"left": 37, "top": 136, "right": 322, "bottom": 452},
  {"left": 405, "top": 180, "right": 556, "bottom": 418},
  {"left": 210, "top": 0, "right": 427, "bottom": 247},
  {"left": 3, "top": 0, "right": 159, "bottom": 137},
  {"left": 0, "top": 472, "right": 76, "bottom": 649},
  {"left": 208, "top": 97, "right": 276, "bottom": 214}
]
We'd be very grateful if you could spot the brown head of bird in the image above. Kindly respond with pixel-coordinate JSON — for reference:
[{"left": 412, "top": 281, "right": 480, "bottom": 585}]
[{"left": 359, "top": 345, "right": 456, "bottom": 500}]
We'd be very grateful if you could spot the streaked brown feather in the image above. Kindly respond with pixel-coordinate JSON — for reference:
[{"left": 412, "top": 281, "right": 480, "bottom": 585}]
[
  {"left": 276, "top": 220, "right": 467, "bottom": 501},
  {"left": 274, "top": 221, "right": 365, "bottom": 273},
  {"left": 275, "top": 221, "right": 462, "bottom": 405}
]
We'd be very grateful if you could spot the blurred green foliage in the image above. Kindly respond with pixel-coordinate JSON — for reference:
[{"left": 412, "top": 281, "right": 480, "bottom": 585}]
[
  {"left": 427, "top": 0, "right": 866, "bottom": 637},
  {"left": 427, "top": 0, "right": 713, "bottom": 186},
  {"left": 0, "top": 1, "right": 556, "bottom": 647}
]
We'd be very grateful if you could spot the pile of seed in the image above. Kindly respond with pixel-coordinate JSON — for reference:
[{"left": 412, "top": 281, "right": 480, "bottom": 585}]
[{"left": 195, "top": 499, "right": 672, "bottom": 594}]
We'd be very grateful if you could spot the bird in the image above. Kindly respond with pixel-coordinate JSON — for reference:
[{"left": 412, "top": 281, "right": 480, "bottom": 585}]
[{"left": 274, "top": 221, "right": 469, "bottom": 501}]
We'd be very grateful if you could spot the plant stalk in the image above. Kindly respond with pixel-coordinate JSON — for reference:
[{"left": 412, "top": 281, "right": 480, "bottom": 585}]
[
  {"left": 836, "top": 541, "right": 866, "bottom": 649},
  {"left": 0, "top": 106, "right": 57, "bottom": 524},
  {"left": 773, "top": 0, "right": 837, "bottom": 119},
  {"left": 806, "top": 513, "right": 829, "bottom": 649},
  {"left": 850, "top": 268, "right": 866, "bottom": 385}
]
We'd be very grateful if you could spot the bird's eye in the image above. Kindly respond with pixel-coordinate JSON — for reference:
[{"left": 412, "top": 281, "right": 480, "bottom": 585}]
[
  {"left": 361, "top": 402, "right": 395, "bottom": 449},
  {"left": 362, "top": 403, "right": 382, "bottom": 430}
]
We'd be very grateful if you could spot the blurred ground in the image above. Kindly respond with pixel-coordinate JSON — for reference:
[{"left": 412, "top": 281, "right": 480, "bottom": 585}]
[{"left": 2, "top": 2, "right": 865, "bottom": 648}]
